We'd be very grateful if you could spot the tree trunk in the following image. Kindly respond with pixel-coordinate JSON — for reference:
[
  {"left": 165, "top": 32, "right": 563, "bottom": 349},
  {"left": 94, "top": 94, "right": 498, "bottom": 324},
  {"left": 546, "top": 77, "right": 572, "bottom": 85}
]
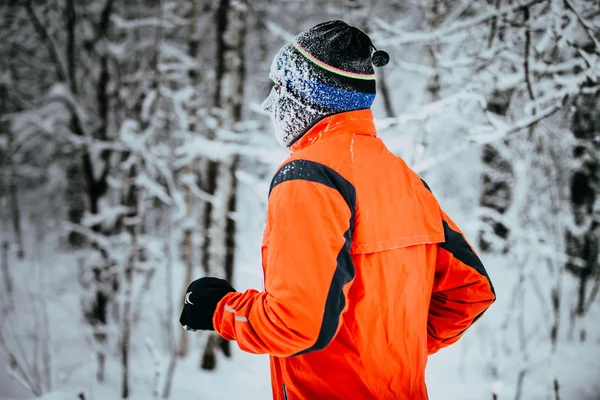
[
  {"left": 206, "top": 159, "right": 236, "bottom": 279},
  {"left": 378, "top": 67, "right": 396, "bottom": 118},
  {"left": 178, "top": 0, "right": 201, "bottom": 359},
  {"left": 201, "top": 157, "right": 237, "bottom": 368},
  {"left": 1, "top": 241, "right": 13, "bottom": 311},
  {"left": 412, "top": 0, "right": 442, "bottom": 166},
  {"left": 478, "top": 88, "right": 515, "bottom": 253},
  {"left": 7, "top": 137, "right": 24, "bottom": 259},
  {"left": 224, "top": 156, "right": 239, "bottom": 285},
  {"left": 565, "top": 89, "right": 600, "bottom": 317},
  {"left": 78, "top": 254, "right": 116, "bottom": 383},
  {"left": 200, "top": 0, "right": 247, "bottom": 370},
  {"left": 162, "top": 214, "right": 178, "bottom": 398},
  {"left": 64, "top": 0, "right": 87, "bottom": 247},
  {"left": 121, "top": 163, "right": 139, "bottom": 399},
  {"left": 178, "top": 166, "right": 194, "bottom": 357},
  {"left": 0, "top": 86, "right": 24, "bottom": 259},
  {"left": 66, "top": 159, "right": 88, "bottom": 247}
]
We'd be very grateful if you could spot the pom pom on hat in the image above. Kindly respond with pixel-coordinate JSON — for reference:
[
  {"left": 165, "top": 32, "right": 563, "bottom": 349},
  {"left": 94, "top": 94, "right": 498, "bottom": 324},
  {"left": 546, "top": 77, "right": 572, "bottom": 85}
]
[
  {"left": 270, "top": 20, "right": 391, "bottom": 113},
  {"left": 371, "top": 50, "right": 389, "bottom": 68}
]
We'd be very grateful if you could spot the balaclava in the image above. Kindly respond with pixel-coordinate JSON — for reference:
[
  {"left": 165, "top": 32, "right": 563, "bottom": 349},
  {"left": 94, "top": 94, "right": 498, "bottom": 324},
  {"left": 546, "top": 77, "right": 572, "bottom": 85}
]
[{"left": 261, "top": 20, "right": 389, "bottom": 148}]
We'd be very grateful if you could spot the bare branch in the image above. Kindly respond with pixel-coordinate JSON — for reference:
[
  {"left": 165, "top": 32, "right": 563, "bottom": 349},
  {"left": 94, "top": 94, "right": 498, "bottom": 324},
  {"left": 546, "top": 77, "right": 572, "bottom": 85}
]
[
  {"left": 523, "top": 6, "right": 536, "bottom": 109},
  {"left": 487, "top": 0, "right": 502, "bottom": 48},
  {"left": 62, "top": 222, "right": 114, "bottom": 257},
  {"left": 65, "top": 0, "right": 77, "bottom": 94},
  {"left": 514, "top": 369, "right": 528, "bottom": 400},
  {"left": 563, "top": 0, "right": 600, "bottom": 54},
  {"left": 439, "top": 0, "right": 476, "bottom": 29},
  {"left": 471, "top": 97, "right": 567, "bottom": 144},
  {"left": 0, "top": 326, "right": 39, "bottom": 396},
  {"left": 97, "top": 0, "right": 115, "bottom": 40},
  {"left": 24, "top": 1, "right": 67, "bottom": 82},
  {"left": 582, "top": 272, "right": 600, "bottom": 314}
]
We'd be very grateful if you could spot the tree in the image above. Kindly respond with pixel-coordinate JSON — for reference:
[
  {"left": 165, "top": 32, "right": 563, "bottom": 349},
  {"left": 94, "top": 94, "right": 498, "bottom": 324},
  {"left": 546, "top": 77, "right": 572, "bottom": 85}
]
[
  {"left": 565, "top": 88, "right": 600, "bottom": 319},
  {"left": 200, "top": 0, "right": 248, "bottom": 371}
]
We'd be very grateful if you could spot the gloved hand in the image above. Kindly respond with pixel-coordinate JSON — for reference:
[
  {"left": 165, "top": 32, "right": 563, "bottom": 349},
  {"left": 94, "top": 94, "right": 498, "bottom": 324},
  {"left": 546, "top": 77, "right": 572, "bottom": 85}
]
[{"left": 179, "top": 277, "right": 236, "bottom": 332}]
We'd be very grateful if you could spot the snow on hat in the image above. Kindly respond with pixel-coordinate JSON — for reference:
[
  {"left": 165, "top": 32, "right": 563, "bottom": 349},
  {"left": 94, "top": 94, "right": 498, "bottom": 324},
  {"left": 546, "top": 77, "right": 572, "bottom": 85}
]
[{"left": 269, "top": 20, "right": 389, "bottom": 113}]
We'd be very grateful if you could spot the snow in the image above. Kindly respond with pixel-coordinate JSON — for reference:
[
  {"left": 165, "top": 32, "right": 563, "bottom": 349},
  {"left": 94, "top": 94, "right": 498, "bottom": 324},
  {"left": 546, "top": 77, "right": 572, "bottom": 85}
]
[
  {"left": 3, "top": 2, "right": 600, "bottom": 400},
  {"left": 136, "top": 174, "right": 172, "bottom": 206},
  {"left": 81, "top": 206, "right": 133, "bottom": 228},
  {"left": 2, "top": 157, "right": 600, "bottom": 400},
  {"left": 264, "top": 44, "right": 331, "bottom": 148},
  {"left": 111, "top": 15, "right": 180, "bottom": 30},
  {"left": 375, "top": 90, "right": 486, "bottom": 131},
  {"left": 160, "top": 43, "right": 203, "bottom": 70}
]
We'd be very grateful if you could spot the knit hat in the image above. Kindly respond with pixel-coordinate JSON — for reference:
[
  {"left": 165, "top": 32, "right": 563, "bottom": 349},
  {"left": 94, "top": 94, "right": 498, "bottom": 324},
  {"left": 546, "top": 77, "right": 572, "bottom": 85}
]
[
  {"left": 262, "top": 20, "right": 389, "bottom": 148},
  {"left": 271, "top": 20, "right": 389, "bottom": 113}
]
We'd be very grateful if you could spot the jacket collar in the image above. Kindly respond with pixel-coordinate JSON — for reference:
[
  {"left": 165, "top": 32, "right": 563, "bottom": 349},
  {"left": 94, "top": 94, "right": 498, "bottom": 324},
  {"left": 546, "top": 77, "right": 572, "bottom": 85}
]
[{"left": 289, "top": 109, "right": 377, "bottom": 153}]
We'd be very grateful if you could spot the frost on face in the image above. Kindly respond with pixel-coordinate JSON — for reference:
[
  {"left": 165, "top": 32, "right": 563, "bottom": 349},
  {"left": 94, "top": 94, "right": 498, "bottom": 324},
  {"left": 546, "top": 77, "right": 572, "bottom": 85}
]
[{"left": 261, "top": 43, "right": 330, "bottom": 148}]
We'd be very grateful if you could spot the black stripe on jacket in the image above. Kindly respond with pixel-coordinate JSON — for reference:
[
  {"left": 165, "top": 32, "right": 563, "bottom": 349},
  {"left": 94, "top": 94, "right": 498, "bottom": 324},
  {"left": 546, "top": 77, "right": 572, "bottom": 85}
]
[
  {"left": 421, "top": 178, "right": 495, "bottom": 296},
  {"left": 269, "top": 159, "right": 356, "bottom": 356},
  {"left": 439, "top": 221, "right": 495, "bottom": 297}
]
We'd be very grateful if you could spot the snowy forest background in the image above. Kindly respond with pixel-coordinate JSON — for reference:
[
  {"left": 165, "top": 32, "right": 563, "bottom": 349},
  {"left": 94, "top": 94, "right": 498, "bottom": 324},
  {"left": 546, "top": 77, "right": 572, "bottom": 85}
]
[{"left": 1, "top": 0, "right": 600, "bottom": 399}]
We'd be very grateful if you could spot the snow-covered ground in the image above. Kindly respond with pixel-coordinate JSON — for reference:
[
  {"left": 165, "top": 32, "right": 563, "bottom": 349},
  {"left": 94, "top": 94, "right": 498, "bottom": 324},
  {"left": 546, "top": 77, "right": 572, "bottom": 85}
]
[{"left": 2, "top": 166, "right": 600, "bottom": 400}]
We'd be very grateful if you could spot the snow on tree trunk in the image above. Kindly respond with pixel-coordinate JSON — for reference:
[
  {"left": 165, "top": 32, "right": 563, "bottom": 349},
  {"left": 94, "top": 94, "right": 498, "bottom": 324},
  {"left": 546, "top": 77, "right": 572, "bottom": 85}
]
[
  {"left": 565, "top": 89, "right": 600, "bottom": 319},
  {"left": 162, "top": 220, "right": 177, "bottom": 399},
  {"left": 79, "top": 256, "right": 116, "bottom": 383},
  {"left": 60, "top": 0, "right": 112, "bottom": 248},
  {"left": 121, "top": 164, "right": 139, "bottom": 399},
  {"left": 478, "top": 89, "right": 515, "bottom": 253},
  {"left": 7, "top": 137, "right": 25, "bottom": 259},
  {"left": 200, "top": 0, "right": 246, "bottom": 371},
  {"left": 178, "top": 164, "right": 195, "bottom": 358},
  {"left": 478, "top": 142, "right": 514, "bottom": 253},
  {"left": 206, "top": 159, "right": 235, "bottom": 280},
  {"left": 66, "top": 160, "right": 88, "bottom": 247},
  {"left": 1, "top": 241, "right": 13, "bottom": 311},
  {"left": 410, "top": 0, "right": 443, "bottom": 167},
  {"left": 178, "top": 0, "right": 202, "bottom": 359},
  {"left": 0, "top": 85, "right": 24, "bottom": 259}
]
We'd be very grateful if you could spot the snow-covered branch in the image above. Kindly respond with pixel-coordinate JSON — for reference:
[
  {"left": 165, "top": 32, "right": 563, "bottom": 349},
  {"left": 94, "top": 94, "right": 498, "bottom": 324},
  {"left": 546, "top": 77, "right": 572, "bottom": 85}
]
[
  {"left": 264, "top": 21, "right": 295, "bottom": 42},
  {"left": 174, "top": 133, "right": 287, "bottom": 168},
  {"left": 136, "top": 173, "right": 172, "bottom": 205},
  {"left": 179, "top": 173, "right": 216, "bottom": 203},
  {"left": 62, "top": 222, "right": 114, "bottom": 256},
  {"left": 563, "top": 0, "right": 600, "bottom": 54},
  {"left": 413, "top": 98, "right": 568, "bottom": 173},
  {"left": 376, "top": 90, "right": 486, "bottom": 131},
  {"left": 111, "top": 15, "right": 182, "bottom": 30},
  {"left": 412, "top": 142, "right": 472, "bottom": 173},
  {"left": 81, "top": 206, "right": 133, "bottom": 228},
  {"left": 374, "top": 0, "right": 546, "bottom": 47},
  {"left": 47, "top": 83, "right": 93, "bottom": 138},
  {"left": 471, "top": 97, "right": 568, "bottom": 144}
]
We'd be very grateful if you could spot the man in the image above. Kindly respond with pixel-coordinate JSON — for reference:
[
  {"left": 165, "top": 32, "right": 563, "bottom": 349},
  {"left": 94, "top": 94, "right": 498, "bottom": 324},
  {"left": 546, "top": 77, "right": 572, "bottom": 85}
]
[{"left": 179, "top": 20, "right": 496, "bottom": 400}]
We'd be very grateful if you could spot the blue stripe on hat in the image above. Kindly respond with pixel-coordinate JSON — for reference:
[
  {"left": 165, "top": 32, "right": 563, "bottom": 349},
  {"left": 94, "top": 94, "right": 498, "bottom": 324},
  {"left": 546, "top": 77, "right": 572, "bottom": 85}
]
[{"left": 284, "top": 75, "right": 375, "bottom": 111}]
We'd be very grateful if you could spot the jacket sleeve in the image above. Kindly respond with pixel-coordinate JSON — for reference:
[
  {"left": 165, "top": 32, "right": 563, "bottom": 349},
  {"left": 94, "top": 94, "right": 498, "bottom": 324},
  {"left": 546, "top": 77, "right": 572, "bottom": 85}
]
[
  {"left": 213, "top": 160, "right": 356, "bottom": 357},
  {"left": 427, "top": 210, "right": 496, "bottom": 355}
]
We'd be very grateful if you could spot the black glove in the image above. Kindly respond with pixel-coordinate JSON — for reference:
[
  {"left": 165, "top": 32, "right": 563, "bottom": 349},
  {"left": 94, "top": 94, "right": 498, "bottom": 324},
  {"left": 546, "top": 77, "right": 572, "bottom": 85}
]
[{"left": 179, "top": 277, "right": 236, "bottom": 332}]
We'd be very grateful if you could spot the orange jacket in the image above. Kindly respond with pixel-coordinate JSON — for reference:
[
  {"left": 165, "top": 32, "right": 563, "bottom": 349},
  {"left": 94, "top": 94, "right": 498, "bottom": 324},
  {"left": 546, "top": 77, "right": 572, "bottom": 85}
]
[{"left": 214, "top": 109, "right": 496, "bottom": 399}]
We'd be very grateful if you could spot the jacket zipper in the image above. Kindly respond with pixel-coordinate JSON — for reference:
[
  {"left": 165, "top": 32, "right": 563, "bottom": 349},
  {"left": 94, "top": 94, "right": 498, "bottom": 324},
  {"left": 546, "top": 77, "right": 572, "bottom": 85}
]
[{"left": 282, "top": 384, "right": 289, "bottom": 400}]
